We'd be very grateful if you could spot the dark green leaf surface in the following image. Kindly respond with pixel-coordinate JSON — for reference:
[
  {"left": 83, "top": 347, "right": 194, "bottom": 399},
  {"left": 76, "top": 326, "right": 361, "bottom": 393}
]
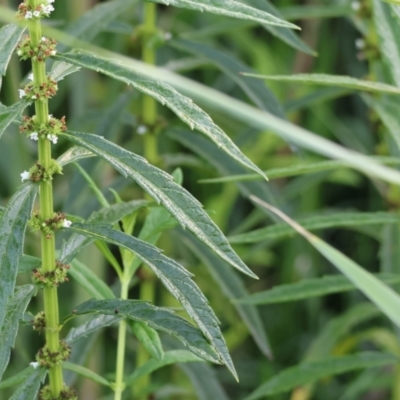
[
  {"left": 67, "top": 299, "right": 221, "bottom": 364},
  {"left": 148, "top": 0, "right": 299, "bottom": 29},
  {"left": 63, "top": 131, "right": 256, "bottom": 279},
  {"left": 245, "top": 352, "right": 398, "bottom": 400},
  {"left": 0, "top": 24, "right": 25, "bottom": 77},
  {"left": 9, "top": 367, "right": 46, "bottom": 400},
  {"left": 0, "top": 101, "right": 28, "bottom": 140},
  {"left": 229, "top": 212, "right": 400, "bottom": 244},
  {"left": 70, "top": 223, "right": 237, "bottom": 379},
  {"left": 237, "top": 273, "right": 400, "bottom": 305},
  {"left": 0, "top": 285, "right": 35, "bottom": 381},
  {"left": 0, "top": 184, "right": 37, "bottom": 329},
  {"left": 169, "top": 39, "right": 285, "bottom": 116},
  {"left": 0, "top": 366, "right": 34, "bottom": 389},
  {"left": 18, "top": 255, "right": 41, "bottom": 274},
  {"left": 177, "top": 230, "right": 272, "bottom": 359},
  {"left": 56, "top": 52, "right": 267, "bottom": 180}
]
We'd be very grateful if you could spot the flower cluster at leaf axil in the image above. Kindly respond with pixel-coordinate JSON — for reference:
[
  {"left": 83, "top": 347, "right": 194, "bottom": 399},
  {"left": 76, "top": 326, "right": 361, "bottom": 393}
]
[
  {"left": 29, "top": 211, "right": 72, "bottom": 239},
  {"left": 20, "top": 115, "right": 67, "bottom": 143},
  {"left": 18, "top": 76, "right": 58, "bottom": 102},
  {"left": 32, "top": 261, "right": 70, "bottom": 288},
  {"left": 39, "top": 385, "right": 78, "bottom": 400},
  {"left": 17, "top": 0, "right": 55, "bottom": 20},
  {"left": 21, "top": 159, "right": 62, "bottom": 183},
  {"left": 17, "top": 35, "right": 57, "bottom": 62},
  {"left": 36, "top": 340, "right": 71, "bottom": 368}
]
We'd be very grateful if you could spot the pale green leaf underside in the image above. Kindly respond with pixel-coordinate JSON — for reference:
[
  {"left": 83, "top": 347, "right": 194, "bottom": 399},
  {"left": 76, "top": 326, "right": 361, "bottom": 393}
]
[
  {"left": 63, "top": 131, "right": 256, "bottom": 279},
  {"left": 245, "top": 352, "right": 398, "bottom": 400},
  {"left": 55, "top": 51, "right": 266, "bottom": 180},
  {"left": 0, "top": 285, "right": 35, "bottom": 381},
  {"left": 148, "top": 0, "right": 299, "bottom": 29},
  {"left": 237, "top": 273, "right": 400, "bottom": 305},
  {"left": 68, "top": 299, "right": 221, "bottom": 365},
  {"left": 229, "top": 211, "right": 400, "bottom": 244},
  {"left": 0, "top": 24, "right": 25, "bottom": 76},
  {"left": 244, "top": 73, "right": 400, "bottom": 95},
  {"left": 70, "top": 223, "right": 237, "bottom": 379}
]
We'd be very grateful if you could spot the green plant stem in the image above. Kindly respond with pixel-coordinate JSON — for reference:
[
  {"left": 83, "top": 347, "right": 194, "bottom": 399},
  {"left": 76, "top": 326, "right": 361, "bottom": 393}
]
[
  {"left": 28, "top": 1, "right": 63, "bottom": 396},
  {"left": 114, "top": 276, "right": 130, "bottom": 400}
]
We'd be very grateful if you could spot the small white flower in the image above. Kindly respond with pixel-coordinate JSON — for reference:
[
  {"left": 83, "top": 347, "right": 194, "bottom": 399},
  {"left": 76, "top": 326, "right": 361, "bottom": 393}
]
[
  {"left": 47, "top": 134, "right": 58, "bottom": 144},
  {"left": 21, "top": 170, "right": 31, "bottom": 182},
  {"left": 42, "top": 4, "right": 54, "bottom": 14},
  {"left": 30, "top": 132, "right": 39, "bottom": 141},
  {"left": 164, "top": 32, "right": 172, "bottom": 41},
  {"left": 33, "top": 10, "right": 41, "bottom": 17},
  {"left": 351, "top": 1, "right": 361, "bottom": 11},
  {"left": 29, "top": 362, "right": 39, "bottom": 369},
  {"left": 355, "top": 38, "right": 365, "bottom": 49},
  {"left": 40, "top": 36, "right": 47, "bottom": 42},
  {"left": 28, "top": 72, "right": 34, "bottom": 81},
  {"left": 62, "top": 219, "right": 72, "bottom": 228},
  {"left": 137, "top": 125, "right": 148, "bottom": 135},
  {"left": 25, "top": 11, "right": 33, "bottom": 19},
  {"left": 50, "top": 50, "right": 57, "bottom": 56},
  {"left": 46, "top": 0, "right": 55, "bottom": 3},
  {"left": 31, "top": 95, "right": 37, "bottom": 100},
  {"left": 18, "top": 89, "right": 26, "bottom": 99},
  {"left": 17, "top": 49, "right": 23, "bottom": 56}
]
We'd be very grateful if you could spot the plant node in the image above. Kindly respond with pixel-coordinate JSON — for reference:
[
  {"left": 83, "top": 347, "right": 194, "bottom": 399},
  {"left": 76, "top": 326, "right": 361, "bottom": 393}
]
[
  {"left": 32, "top": 311, "right": 46, "bottom": 333},
  {"left": 19, "top": 76, "right": 58, "bottom": 102},
  {"left": 16, "top": 35, "right": 57, "bottom": 62},
  {"left": 32, "top": 261, "right": 70, "bottom": 288},
  {"left": 36, "top": 340, "right": 71, "bottom": 369},
  {"left": 39, "top": 385, "right": 78, "bottom": 400},
  {"left": 29, "top": 212, "right": 72, "bottom": 238},
  {"left": 16, "top": 1, "right": 55, "bottom": 21},
  {"left": 20, "top": 115, "right": 67, "bottom": 144}
]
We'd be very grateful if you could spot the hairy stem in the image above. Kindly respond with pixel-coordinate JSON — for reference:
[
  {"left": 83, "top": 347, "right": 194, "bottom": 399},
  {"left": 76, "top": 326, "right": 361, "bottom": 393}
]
[{"left": 28, "top": 0, "right": 63, "bottom": 395}]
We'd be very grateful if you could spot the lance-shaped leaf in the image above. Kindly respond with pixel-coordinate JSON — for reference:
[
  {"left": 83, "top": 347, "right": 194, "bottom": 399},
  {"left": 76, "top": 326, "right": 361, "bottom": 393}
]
[
  {"left": 0, "top": 285, "right": 35, "bottom": 381},
  {"left": 237, "top": 273, "right": 400, "bottom": 305},
  {"left": 9, "top": 367, "right": 46, "bottom": 400},
  {"left": 148, "top": 0, "right": 299, "bottom": 29},
  {"left": 70, "top": 223, "right": 237, "bottom": 379},
  {"left": 243, "top": 73, "right": 400, "bottom": 95},
  {"left": 57, "top": 146, "right": 95, "bottom": 167},
  {"left": 244, "top": 352, "right": 398, "bottom": 400},
  {"left": 0, "top": 24, "right": 25, "bottom": 80},
  {"left": 0, "top": 101, "right": 28, "bottom": 140},
  {"left": 63, "top": 131, "right": 256, "bottom": 279},
  {"left": 67, "top": 299, "right": 221, "bottom": 365},
  {"left": 55, "top": 52, "right": 266, "bottom": 180},
  {"left": 0, "top": 184, "right": 37, "bottom": 329},
  {"left": 18, "top": 255, "right": 41, "bottom": 274}
]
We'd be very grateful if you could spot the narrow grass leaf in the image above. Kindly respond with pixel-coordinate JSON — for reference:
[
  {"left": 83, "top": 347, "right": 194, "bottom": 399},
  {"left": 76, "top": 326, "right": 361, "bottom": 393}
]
[
  {"left": 177, "top": 229, "right": 272, "bottom": 359},
  {"left": 237, "top": 273, "right": 400, "bottom": 305},
  {"left": 62, "top": 362, "right": 111, "bottom": 387},
  {"left": 245, "top": 352, "right": 398, "bottom": 400},
  {"left": 67, "top": 299, "right": 221, "bottom": 364},
  {"left": 55, "top": 52, "right": 267, "bottom": 180},
  {"left": 229, "top": 211, "right": 400, "bottom": 244},
  {"left": 250, "top": 196, "right": 400, "bottom": 329},
  {"left": 63, "top": 131, "right": 256, "bottom": 279},
  {"left": 0, "top": 101, "right": 28, "bottom": 140},
  {"left": 9, "top": 368, "right": 46, "bottom": 400},
  {"left": 0, "top": 184, "right": 37, "bottom": 329},
  {"left": 126, "top": 350, "right": 202, "bottom": 385},
  {"left": 148, "top": 0, "right": 299, "bottom": 29},
  {"left": 243, "top": 73, "right": 400, "bottom": 94},
  {"left": 169, "top": 39, "right": 284, "bottom": 116},
  {"left": 0, "top": 285, "right": 35, "bottom": 381},
  {"left": 69, "top": 258, "right": 114, "bottom": 300},
  {"left": 0, "top": 24, "right": 25, "bottom": 77},
  {"left": 70, "top": 223, "right": 237, "bottom": 379},
  {"left": 131, "top": 322, "right": 164, "bottom": 361}
]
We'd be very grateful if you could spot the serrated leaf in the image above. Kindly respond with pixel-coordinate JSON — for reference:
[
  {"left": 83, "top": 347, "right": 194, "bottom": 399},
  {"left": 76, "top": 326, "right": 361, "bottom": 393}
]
[
  {"left": 148, "top": 0, "right": 299, "bottom": 29},
  {"left": 55, "top": 52, "right": 266, "bottom": 180},
  {"left": 0, "top": 366, "right": 34, "bottom": 389},
  {"left": 244, "top": 352, "right": 398, "bottom": 400},
  {"left": 69, "top": 258, "right": 114, "bottom": 300},
  {"left": 63, "top": 131, "right": 256, "bottom": 279},
  {"left": 0, "top": 184, "right": 37, "bottom": 330},
  {"left": 18, "top": 255, "right": 41, "bottom": 274},
  {"left": 0, "top": 285, "right": 35, "bottom": 381},
  {"left": 69, "top": 223, "right": 237, "bottom": 379},
  {"left": 131, "top": 322, "right": 164, "bottom": 361},
  {"left": 67, "top": 299, "right": 221, "bottom": 364},
  {"left": 65, "top": 314, "right": 122, "bottom": 345},
  {"left": 244, "top": 73, "right": 400, "bottom": 94},
  {"left": 57, "top": 146, "right": 95, "bottom": 167},
  {"left": 177, "top": 229, "right": 272, "bottom": 359},
  {"left": 229, "top": 211, "right": 400, "bottom": 244},
  {"left": 63, "top": 362, "right": 111, "bottom": 387},
  {"left": 0, "top": 101, "right": 29, "bottom": 140},
  {"left": 126, "top": 350, "right": 202, "bottom": 385},
  {"left": 237, "top": 273, "right": 400, "bottom": 305},
  {"left": 169, "top": 39, "right": 284, "bottom": 116},
  {"left": 0, "top": 24, "right": 25, "bottom": 77},
  {"left": 60, "top": 200, "right": 148, "bottom": 263},
  {"left": 9, "top": 367, "right": 46, "bottom": 400}
]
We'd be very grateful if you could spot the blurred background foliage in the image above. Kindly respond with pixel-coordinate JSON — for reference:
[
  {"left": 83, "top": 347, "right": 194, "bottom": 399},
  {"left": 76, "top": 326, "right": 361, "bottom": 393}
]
[{"left": 2, "top": 0, "right": 400, "bottom": 399}]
